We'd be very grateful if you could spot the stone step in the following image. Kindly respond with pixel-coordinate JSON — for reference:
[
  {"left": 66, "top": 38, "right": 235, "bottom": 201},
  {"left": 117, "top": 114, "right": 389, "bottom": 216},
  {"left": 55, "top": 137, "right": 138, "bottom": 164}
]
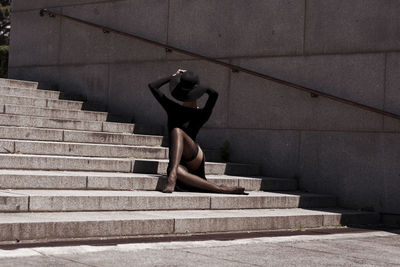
[
  {"left": 0, "top": 126, "right": 164, "bottom": 146},
  {"left": 0, "top": 190, "right": 337, "bottom": 212},
  {"left": 0, "top": 154, "right": 260, "bottom": 175},
  {"left": 0, "top": 209, "right": 379, "bottom": 243},
  {"left": 0, "top": 94, "right": 84, "bottom": 110},
  {"left": 0, "top": 78, "right": 38, "bottom": 89},
  {"left": 0, "top": 113, "right": 134, "bottom": 133},
  {"left": 0, "top": 139, "right": 168, "bottom": 159},
  {"left": 0, "top": 170, "right": 297, "bottom": 192},
  {"left": 1, "top": 138, "right": 222, "bottom": 162},
  {"left": 2, "top": 104, "right": 108, "bottom": 122},
  {"left": 0, "top": 86, "right": 60, "bottom": 99}
]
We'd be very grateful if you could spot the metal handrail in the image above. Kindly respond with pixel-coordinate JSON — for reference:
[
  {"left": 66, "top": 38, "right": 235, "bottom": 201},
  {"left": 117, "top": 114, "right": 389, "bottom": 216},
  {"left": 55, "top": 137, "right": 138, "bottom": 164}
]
[{"left": 39, "top": 8, "right": 400, "bottom": 121}]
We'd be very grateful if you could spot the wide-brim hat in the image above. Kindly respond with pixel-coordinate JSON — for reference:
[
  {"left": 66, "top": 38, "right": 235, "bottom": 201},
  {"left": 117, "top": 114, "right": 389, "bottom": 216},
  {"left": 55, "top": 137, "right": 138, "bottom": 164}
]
[{"left": 169, "top": 71, "right": 207, "bottom": 102}]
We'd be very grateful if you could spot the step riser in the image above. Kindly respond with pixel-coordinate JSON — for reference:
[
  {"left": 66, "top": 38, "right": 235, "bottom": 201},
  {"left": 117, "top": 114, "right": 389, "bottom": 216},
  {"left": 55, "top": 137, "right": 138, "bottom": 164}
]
[
  {"left": 0, "top": 194, "right": 336, "bottom": 212},
  {"left": 0, "top": 126, "right": 63, "bottom": 142},
  {"left": 63, "top": 131, "right": 164, "bottom": 146},
  {"left": 0, "top": 212, "right": 379, "bottom": 243},
  {"left": 0, "top": 173, "right": 296, "bottom": 192},
  {"left": 0, "top": 127, "right": 164, "bottom": 146},
  {"left": 133, "top": 160, "right": 259, "bottom": 176},
  {"left": 0, "top": 155, "right": 258, "bottom": 176},
  {"left": 0, "top": 79, "right": 38, "bottom": 89},
  {"left": 0, "top": 95, "right": 83, "bottom": 110},
  {"left": 0, "top": 115, "right": 134, "bottom": 133},
  {"left": 3, "top": 104, "right": 108, "bottom": 122},
  {"left": 0, "top": 86, "right": 60, "bottom": 99},
  {"left": 0, "top": 155, "right": 133, "bottom": 172},
  {"left": 0, "top": 140, "right": 168, "bottom": 159},
  {"left": 0, "top": 114, "right": 101, "bottom": 131}
]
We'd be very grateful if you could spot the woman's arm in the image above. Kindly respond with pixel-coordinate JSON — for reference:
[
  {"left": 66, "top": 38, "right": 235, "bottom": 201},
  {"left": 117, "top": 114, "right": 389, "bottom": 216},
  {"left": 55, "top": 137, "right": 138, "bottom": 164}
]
[
  {"left": 202, "top": 88, "right": 219, "bottom": 115},
  {"left": 148, "top": 69, "right": 186, "bottom": 108},
  {"left": 148, "top": 75, "right": 171, "bottom": 103}
]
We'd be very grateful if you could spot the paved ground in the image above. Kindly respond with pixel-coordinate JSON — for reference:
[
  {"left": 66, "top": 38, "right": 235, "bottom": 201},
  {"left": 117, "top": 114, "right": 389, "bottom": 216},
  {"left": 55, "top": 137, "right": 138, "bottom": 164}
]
[{"left": 0, "top": 229, "right": 399, "bottom": 267}]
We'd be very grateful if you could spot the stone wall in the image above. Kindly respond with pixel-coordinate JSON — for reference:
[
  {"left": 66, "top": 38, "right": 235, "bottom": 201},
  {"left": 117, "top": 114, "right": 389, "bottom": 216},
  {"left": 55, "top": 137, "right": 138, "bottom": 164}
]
[{"left": 9, "top": 0, "right": 400, "bottom": 217}]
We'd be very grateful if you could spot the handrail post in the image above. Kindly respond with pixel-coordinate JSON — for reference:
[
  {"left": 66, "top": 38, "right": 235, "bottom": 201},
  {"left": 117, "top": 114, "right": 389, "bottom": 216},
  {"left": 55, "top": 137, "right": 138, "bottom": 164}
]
[{"left": 39, "top": 9, "right": 55, "bottom": 18}]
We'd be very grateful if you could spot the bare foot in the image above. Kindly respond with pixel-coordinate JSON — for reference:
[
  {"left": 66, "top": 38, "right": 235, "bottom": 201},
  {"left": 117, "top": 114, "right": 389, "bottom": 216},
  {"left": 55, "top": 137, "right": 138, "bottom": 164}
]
[
  {"left": 163, "top": 172, "right": 177, "bottom": 193},
  {"left": 219, "top": 186, "right": 247, "bottom": 195}
]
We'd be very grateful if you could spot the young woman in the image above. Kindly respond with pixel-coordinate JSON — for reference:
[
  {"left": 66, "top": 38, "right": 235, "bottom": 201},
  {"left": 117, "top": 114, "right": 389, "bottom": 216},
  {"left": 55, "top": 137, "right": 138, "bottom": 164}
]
[{"left": 148, "top": 69, "right": 246, "bottom": 194}]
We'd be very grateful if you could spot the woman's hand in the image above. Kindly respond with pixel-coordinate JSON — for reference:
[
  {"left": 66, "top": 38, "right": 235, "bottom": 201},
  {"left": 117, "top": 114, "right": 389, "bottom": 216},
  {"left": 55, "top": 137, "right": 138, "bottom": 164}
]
[{"left": 172, "top": 69, "right": 187, "bottom": 76}]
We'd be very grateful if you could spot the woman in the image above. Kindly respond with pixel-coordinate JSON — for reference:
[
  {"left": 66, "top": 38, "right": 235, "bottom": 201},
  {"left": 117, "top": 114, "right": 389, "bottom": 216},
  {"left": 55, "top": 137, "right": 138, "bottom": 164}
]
[{"left": 148, "top": 69, "right": 246, "bottom": 194}]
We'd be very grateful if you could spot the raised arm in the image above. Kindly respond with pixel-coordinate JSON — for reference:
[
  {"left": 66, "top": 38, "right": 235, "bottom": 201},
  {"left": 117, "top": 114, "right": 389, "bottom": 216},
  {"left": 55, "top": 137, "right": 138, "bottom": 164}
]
[
  {"left": 202, "top": 88, "right": 219, "bottom": 115},
  {"left": 148, "top": 75, "right": 172, "bottom": 106}
]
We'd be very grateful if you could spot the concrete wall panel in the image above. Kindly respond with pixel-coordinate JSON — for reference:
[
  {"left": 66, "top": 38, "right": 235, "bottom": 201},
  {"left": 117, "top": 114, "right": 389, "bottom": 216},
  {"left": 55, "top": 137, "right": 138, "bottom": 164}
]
[
  {"left": 199, "top": 128, "right": 300, "bottom": 178},
  {"left": 228, "top": 72, "right": 383, "bottom": 131},
  {"left": 57, "top": 64, "right": 109, "bottom": 105},
  {"left": 168, "top": 0, "right": 304, "bottom": 58},
  {"left": 384, "top": 117, "right": 400, "bottom": 132},
  {"left": 12, "top": 0, "right": 124, "bottom": 11},
  {"left": 8, "top": 66, "right": 61, "bottom": 88},
  {"left": 228, "top": 72, "right": 315, "bottom": 130},
  {"left": 305, "top": 0, "right": 400, "bottom": 54},
  {"left": 59, "top": 19, "right": 111, "bottom": 65},
  {"left": 386, "top": 53, "right": 400, "bottom": 115},
  {"left": 59, "top": 1, "right": 168, "bottom": 64},
  {"left": 232, "top": 54, "right": 386, "bottom": 109},
  {"left": 9, "top": 10, "right": 61, "bottom": 67},
  {"left": 108, "top": 61, "right": 167, "bottom": 124},
  {"left": 313, "top": 98, "right": 383, "bottom": 132},
  {"left": 382, "top": 134, "right": 400, "bottom": 214},
  {"left": 298, "top": 132, "right": 384, "bottom": 212}
]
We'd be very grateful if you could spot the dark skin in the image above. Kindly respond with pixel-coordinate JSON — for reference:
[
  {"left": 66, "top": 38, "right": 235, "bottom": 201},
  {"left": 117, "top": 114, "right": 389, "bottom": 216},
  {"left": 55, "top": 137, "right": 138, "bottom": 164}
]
[{"left": 162, "top": 69, "right": 245, "bottom": 194}]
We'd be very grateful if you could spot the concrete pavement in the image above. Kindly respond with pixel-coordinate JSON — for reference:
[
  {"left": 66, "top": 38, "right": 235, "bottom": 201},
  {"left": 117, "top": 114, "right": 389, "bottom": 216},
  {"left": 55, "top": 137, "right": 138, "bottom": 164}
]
[{"left": 0, "top": 229, "right": 399, "bottom": 266}]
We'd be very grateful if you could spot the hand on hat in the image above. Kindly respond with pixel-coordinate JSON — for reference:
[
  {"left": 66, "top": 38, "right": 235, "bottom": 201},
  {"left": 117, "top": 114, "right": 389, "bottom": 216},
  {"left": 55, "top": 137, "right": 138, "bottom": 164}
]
[{"left": 173, "top": 69, "right": 187, "bottom": 76}]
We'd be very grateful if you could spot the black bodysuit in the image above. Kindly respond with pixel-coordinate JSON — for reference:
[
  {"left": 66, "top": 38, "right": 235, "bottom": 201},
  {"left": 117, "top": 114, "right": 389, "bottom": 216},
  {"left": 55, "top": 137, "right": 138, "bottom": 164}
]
[
  {"left": 148, "top": 75, "right": 218, "bottom": 187},
  {"left": 148, "top": 75, "right": 219, "bottom": 141}
]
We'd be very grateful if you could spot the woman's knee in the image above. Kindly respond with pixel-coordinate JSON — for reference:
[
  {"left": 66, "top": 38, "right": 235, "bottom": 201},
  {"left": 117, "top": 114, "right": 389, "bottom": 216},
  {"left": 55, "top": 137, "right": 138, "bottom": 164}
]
[
  {"left": 171, "top": 127, "right": 183, "bottom": 136},
  {"left": 176, "top": 165, "right": 188, "bottom": 177}
]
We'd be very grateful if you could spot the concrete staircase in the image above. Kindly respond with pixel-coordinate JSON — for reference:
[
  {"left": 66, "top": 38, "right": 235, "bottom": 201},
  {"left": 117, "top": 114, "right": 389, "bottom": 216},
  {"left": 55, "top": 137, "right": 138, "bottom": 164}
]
[{"left": 0, "top": 78, "right": 379, "bottom": 244}]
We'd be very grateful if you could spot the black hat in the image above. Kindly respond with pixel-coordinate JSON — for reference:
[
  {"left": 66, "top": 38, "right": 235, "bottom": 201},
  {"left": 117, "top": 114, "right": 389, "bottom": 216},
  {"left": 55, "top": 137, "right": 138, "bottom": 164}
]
[{"left": 169, "top": 71, "right": 207, "bottom": 102}]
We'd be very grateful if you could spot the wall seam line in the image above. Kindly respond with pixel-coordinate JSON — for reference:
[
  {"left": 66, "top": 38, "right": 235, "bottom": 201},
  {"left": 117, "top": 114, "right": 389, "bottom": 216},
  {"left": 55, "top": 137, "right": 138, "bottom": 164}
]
[
  {"left": 382, "top": 53, "right": 388, "bottom": 131},
  {"left": 303, "top": 0, "right": 308, "bottom": 56}
]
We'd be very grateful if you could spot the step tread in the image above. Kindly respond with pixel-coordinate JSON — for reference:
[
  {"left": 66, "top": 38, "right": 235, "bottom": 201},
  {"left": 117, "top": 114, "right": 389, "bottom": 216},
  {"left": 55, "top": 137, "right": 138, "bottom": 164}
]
[
  {"left": 0, "top": 169, "right": 283, "bottom": 179},
  {"left": 0, "top": 138, "right": 166, "bottom": 150},
  {"left": 0, "top": 78, "right": 38, "bottom": 89},
  {"left": 0, "top": 86, "right": 60, "bottom": 98},
  {"left": 0, "top": 93, "right": 83, "bottom": 104},
  {"left": 0, "top": 125, "right": 163, "bottom": 139},
  {"left": 0, "top": 113, "right": 135, "bottom": 133},
  {"left": 0, "top": 169, "right": 294, "bottom": 192},
  {"left": 0, "top": 189, "right": 330, "bottom": 198},
  {"left": 4, "top": 104, "right": 108, "bottom": 116},
  {"left": 0, "top": 208, "right": 377, "bottom": 223},
  {"left": 0, "top": 153, "right": 256, "bottom": 166},
  {"left": 0, "top": 189, "right": 336, "bottom": 210},
  {"left": 0, "top": 112, "right": 126, "bottom": 125}
]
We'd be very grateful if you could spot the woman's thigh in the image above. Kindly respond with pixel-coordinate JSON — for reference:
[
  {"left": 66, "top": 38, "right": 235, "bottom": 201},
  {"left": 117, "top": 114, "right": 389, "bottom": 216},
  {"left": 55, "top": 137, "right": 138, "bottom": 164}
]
[{"left": 185, "top": 145, "right": 204, "bottom": 171}]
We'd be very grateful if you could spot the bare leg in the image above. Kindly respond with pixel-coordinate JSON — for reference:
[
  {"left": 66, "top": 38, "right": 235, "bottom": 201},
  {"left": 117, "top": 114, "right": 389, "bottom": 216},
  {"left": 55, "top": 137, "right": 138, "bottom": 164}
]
[
  {"left": 164, "top": 127, "right": 246, "bottom": 194},
  {"left": 176, "top": 165, "right": 246, "bottom": 194},
  {"left": 163, "top": 128, "right": 198, "bottom": 193}
]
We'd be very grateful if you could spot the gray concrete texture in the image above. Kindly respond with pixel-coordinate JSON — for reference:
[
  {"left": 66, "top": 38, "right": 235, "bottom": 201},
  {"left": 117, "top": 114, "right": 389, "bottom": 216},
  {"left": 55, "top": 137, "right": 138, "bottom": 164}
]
[
  {"left": 8, "top": 0, "right": 400, "bottom": 216},
  {"left": 1, "top": 231, "right": 399, "bottom": 267},
  {"left": 0, "top": 170, "right": 295, "bottom": 192},
  {"left": 0, "top": 190, "right": 336, "bottom": 212},
  {"left": 0, "top": 154, "right": 259, "bottom": 176},
  {"left": 0, "top": 209, "right": 379, "bottom": 243}
]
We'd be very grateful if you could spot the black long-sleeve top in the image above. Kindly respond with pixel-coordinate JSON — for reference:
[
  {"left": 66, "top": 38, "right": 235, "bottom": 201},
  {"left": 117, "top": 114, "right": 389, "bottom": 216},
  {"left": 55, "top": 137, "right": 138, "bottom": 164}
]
[{"left": 148, "top": 75, "right": 219, "bottom": 141}]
